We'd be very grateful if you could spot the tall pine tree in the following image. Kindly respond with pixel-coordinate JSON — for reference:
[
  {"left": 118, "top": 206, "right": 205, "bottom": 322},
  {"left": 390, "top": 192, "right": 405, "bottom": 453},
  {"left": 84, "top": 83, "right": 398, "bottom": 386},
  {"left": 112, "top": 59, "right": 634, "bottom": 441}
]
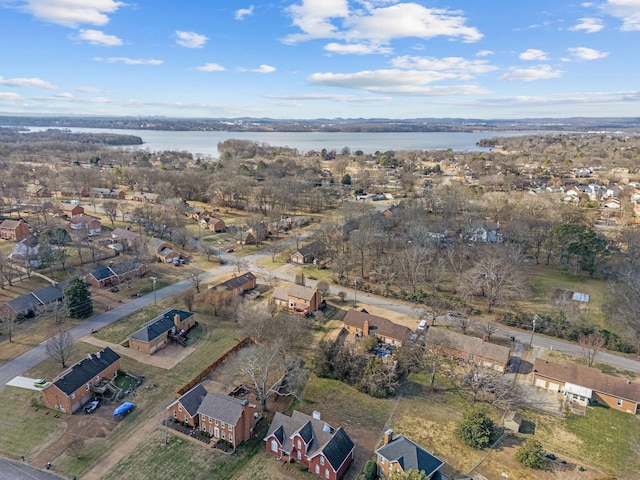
[{"left": 64, "top": 278, "right": 93, "bottom": 318}]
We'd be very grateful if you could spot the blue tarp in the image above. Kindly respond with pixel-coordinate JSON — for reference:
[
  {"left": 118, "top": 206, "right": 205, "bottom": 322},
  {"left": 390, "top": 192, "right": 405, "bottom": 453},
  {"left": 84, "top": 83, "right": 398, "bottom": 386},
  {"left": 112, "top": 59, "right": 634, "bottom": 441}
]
[{"left": 113, "top": 402, "right": 134, "bottom": 416}]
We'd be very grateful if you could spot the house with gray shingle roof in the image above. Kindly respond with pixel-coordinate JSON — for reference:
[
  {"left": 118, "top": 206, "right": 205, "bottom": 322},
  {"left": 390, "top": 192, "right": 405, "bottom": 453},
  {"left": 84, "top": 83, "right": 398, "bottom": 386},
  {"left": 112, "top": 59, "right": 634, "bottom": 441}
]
[
  {"left": 84, "top": 258, "right": 148, "bottom": 288},
  {"left": 129, "top": 309, "right": 196, "bottom": 355},
  {"left": 375, "top": 430, "right": 444, "bottom": 479},
  {"left": 215, "top": 272, "right": 257, "bottom": 296},
  {"left": 343, "top": 309, "right": 412, "bottom": 347},
  {"left": 167, "top": 385, "right": 258, "bottom": 448},
  {"left": 0, "top": 281, "right": 68, "bottom": 318},
  {"left": 264, "top": 410, "right": 355, "bottom": 480},
  {"left": 272, "top": 284, "right": 322, "bottom": 316}
]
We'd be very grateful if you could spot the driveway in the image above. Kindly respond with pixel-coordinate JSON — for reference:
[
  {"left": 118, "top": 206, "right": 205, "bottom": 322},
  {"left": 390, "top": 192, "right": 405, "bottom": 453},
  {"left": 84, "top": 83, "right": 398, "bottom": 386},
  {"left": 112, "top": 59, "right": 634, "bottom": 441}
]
[{"left": 0, "top": 456, "right": 65, "bottom": 480}]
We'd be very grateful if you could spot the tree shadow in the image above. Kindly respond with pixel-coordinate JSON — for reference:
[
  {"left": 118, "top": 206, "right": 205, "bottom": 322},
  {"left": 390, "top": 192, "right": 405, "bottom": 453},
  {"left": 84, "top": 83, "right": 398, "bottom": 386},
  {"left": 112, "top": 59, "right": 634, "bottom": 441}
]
[{"left": 520, "top": 419, "right": 536, "bottom": 435}]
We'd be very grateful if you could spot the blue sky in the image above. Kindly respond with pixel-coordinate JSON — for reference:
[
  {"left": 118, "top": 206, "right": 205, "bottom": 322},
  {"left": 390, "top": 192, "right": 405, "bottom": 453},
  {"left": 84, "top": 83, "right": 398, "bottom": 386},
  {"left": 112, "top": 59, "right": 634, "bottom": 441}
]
[{"left": 0, "top": 0, "right": 638, "bottom": 119}]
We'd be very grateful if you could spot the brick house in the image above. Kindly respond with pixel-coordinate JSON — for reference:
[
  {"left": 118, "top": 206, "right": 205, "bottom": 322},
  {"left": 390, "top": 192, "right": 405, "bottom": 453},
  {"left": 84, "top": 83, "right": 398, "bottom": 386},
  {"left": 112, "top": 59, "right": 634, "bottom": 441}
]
[
  {"left": 264, "top": 410, "right": 355, "bottom": 480},
  {"left": 533, "top": 358, "right": 640, "bottom": 414},
  {"left": 55, "top": 202, "right": 84, "bottom": 217},
  {"left": 166, "top": 384, "right": 258, "bottom": 448},
  {"left": 272, "top": 284, "right": 322, "bottom": 316},
  {"left": 131, "top": 191, "right": 163, "bottom": 203},
  {"left": 215, "top": 272, "right": 257, "bottom": 296},
  {"left": 0, "top": 281, "right": 67, "bottom": 319},
  {"left": 84, "top": 258, "right": 148, "bottom": 288},
  {"left": 200, "top": 216, "right": 226, "bottom": 232},
  {"left": 148, "top": 237, "right": 180, "bottom": 263},
  {"left": 375, "top": 430, "right": 444, "bottom": 479},
  {"left": 290, "top": 240, "right": 324, "bottom": 264},
  {"left": 343, "top": 309, "right": 412, "bottom": 347},
  {"left": 69, "top": 214, "right": 102, "bottom": 236},
  {"left": 184, "top": 205, "right": 212, "bottom": 221},
  {"left": 424, "top": 327, "right": 511, "bottom": 373},
  {"left": 129, "top": 309, "right": 196, "bottom": 355},
  {"left": 42, "top": 347, "right": 121, "bottom": 414},
  {"left": 111, "top": 227, "right": 143, "bottom": 249},
  {"left": 0, "top": 219, "right": 30, "bottom": 241},
  {"left": 89, "top": 187, "right": 126, "bottom": 199}
]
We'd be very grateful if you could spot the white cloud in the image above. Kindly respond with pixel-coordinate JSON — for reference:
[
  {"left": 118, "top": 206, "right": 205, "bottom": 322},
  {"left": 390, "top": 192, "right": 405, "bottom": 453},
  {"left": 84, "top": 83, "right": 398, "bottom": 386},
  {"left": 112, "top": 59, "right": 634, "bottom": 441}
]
[
  {"left": 175, "top": 30, "right": 208, "bottom": 48},
  {"left": 253, "top": 64, "right": 276, "bottom": 73},
  {"left": 235, "top": 5, "right": 254, "bottom": 20},
  {"left": 391, "top": 56, "right": 498, "bottom": 75},
  {"left": 324, "top": 42, "right": 392, "bottom": 55},
  {"left": 519, "top": 49, "right": 549, "bottom": 61},
  {"left": 567, "top": 46, "right": 608, "bottom": 60},
  {"left": 75, "top": 29, "right": 122, "bottom": 46},
  {"left": 94, "top": 57, "right": 163, "bottom": 65},
  {"left": 307, "top": 68, "right": 489, "bottom": 95},
  {"left": 76, "top": 86, "right": 101, "bottom": 93},
  {"left": 196, "top": 63, "right": 226, "bottom": 72},
  {"left": 570, "top": 17, "right": 605, "bottom": 33},
  {"left": 602, "top": 0, "right": 640, "bottom": 30},
  {"left": 476, "top": 50, "right": 494, "bottom": 57},
  {"left": 284, "top": 0, "right": 481, "bottom": 45},
  {"left": 53, "top": 92, "right": 73, "bottom": 99},
  {"left": 0, "top": 76, "right": 57, "bottom": 89},
  {"left": 499, "top": 64, "right": 563, "bottom": 81},
  {"left": 14, "top": 0, "right": 125, "bottom": 27},
  {"left": 266, "top": 93, "right": 390, "bottom": 103},
  {"left": 0, "top": 92, "right": 24, "bottom": 101}
]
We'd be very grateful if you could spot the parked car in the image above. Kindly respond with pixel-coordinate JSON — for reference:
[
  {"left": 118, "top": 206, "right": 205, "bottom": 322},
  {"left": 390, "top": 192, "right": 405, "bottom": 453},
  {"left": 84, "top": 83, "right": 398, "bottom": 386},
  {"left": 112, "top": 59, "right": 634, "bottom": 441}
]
[
  {"left": 84, "top": 400, "right": 100, "bottom": 414},
  {"left": 225, "top": 248, "right": 234, "bottom": 253},
  {"left": 33, "top": 379, "right": 51, "bottom": 388},
  {"left": 447, "top": 311, "right": 464, "bottom": 318}
]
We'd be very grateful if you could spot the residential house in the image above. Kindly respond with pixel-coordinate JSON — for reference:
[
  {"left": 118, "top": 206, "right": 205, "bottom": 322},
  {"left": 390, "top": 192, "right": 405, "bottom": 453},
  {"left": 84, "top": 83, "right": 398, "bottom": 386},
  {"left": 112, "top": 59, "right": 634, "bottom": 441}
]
[
  {"left": 533, "top": 358, "right": 640, "bottom": 414},
  {"left": 200, "top": 216, "right": 226, "bottom": 233},
  {"left": 343, "top": 309, "right": 412, "bottom": 347},
  {"left": 0, "top": 281, "right": 67, "bottom": 319},
  {"left": 215, "top": 272, "right": 257, "bottom": 296},
  {"left": 26, "top": 184, "right": 51, "bottom": 198},
  {"left": 59, "top": 184, "right": 88, "bottom": 198},
  {"left": 129, "top": 309, "right": 196, "bottom": 355},
  {"left": 184, "top": 205, "right": 212, "bottom": 221},
  {"left": 9, "top": 235, "right": 40, "bottom": 267},
  {"left": 0, "top": 219, "right": 30, "bottom": 242},
  {"left": 148, "top": 237, "right": 180, "bottom": 263},
  {"left": 89, "top": 187, "right": 125, "bottom": 199},
  {"left": 166, "top": 384, "right": 258, "bottom": 448},
  {"left": 111, "top": 227, "right": 143, "bottom": 249},
  {"left": 264, "top": 410, "right": 355, "bottom": 480},
  {"left": 290, "top": 240, "right": 324, "bottom": 264},
  {"left": 424, "top": 327, "right": 511, "bottom": 373},
  {"left": 42, "top": 347, "right": 121, "bottom": 414},
  {"left": 84, "top": 259, "right": 148, "bottom": 288},
  {"left": 131, "top": 191, "right": 163, "bottom": 203},
  {"left": 272, "top": 284, "right": 322, "bottom": 316},
  {"left": 382, "top": 205, "right": 402, "bottom": 217},
  {"left": 602, "top": 197, "right": 621, "bottom": 209},
  {"left": 375, "top": 430, "right": 444, "bottom": 479},
  {"left": 464, "top": 221, "right": 502, "bottom": 244},
  {"left": 69, "top": 214, "right": 102, "bottom": 236},
  {"left": 242, "top": 223, "right": 268, "bottom": 245},
  {"left": 55, "top": 202, "right": 84, "bottom": 218}
]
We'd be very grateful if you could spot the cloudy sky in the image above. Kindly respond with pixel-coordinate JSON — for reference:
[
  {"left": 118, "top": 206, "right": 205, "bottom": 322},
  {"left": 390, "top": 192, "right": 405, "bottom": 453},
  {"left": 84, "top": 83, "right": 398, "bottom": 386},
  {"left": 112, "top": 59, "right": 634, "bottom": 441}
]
[{"left": 0, "top": 0, "right": 637, "bottom": 119}]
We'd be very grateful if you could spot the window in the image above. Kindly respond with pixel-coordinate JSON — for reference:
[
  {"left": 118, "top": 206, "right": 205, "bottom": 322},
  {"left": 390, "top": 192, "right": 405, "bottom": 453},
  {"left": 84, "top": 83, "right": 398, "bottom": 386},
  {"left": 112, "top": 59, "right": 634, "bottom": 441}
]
[
  {"left": 210, "top": 426, "right": 213, "bottom": 435},
  {"left": 178, "top": 405, "right": 182, "bottom": 412},
  {"left": 325, "top": 469, "right": 329, "bottom": 479},
  {"left": 618, "top": 398, "right": 623, "bottom": 406},
  {"left": 271, "top": 439, "right": 278, "bottom": 452},
  {"left": 215, "top": 419, "right": 219, "bottom": 426},
  {"left": 229, "top": 434, "right": 233, "bottom": 443},
  {"left": 297, "top": 451, "right": 301, "bottom": 460},
  {"left": 208, "top": 416, "right": 212, "bottom": 423},
  {"left": 222, "top": 431, "right": 225, "bottom": 440},
  {"left": 202, "top": 425, "right": 206, "bottom": 432},
  {"left": 297, "top": 439, "right": 301, "bottom": 449},
  {"left": 214, "top": 427, "right": 220, "bottom": 438},
  {"left": 221, "top": 421, "right": 225, "bottom": 428},
  {"left": 95, "top": 375, "right": 100, "bottom": 382},
  {"left": 85, "top": 384, "right": 90, "bottom": 391},
  {"left": 315, "top": 465, "right": 320, "bottom": 474},
  {"left": 70, "top": 393, "right": 75, "bottom": 399},
  {"left": 173, "top": 411, "right": 177, "bottom": 418},
  {"left": 320, "top": 456, "right": 324, "bottom": 466}
]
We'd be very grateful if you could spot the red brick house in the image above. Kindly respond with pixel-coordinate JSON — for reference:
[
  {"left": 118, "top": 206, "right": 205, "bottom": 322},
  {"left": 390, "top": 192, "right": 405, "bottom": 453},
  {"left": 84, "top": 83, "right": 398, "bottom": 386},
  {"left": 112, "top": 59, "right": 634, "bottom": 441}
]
[
  {"left": 69, "top": 214, "right": 102, "bottom": 236},
  {"left": 89, "top": 187, "right": 126, "bottom": 199},
  {"left": 56, "top": 202, "right": 84, "bottom": 217},
  {"left": 215, "top": 272, "right": 257, "bottom": 296},
  {"left": 290, "top": 240, "right": 324, "bottom": 264},
  {"left": 84, "top": 258, "right": 148, "bottom": 288},
  {"left": 166, "top": 384, "right": 258, "bottom": 448},
  {"left": 375, "top": 430, "right": 444, "bottom": 479},
  {"left": 0, "top": 219, "right": 30, "bottom": 242},
  {"left": 42, "top": 347, "right": 121, "bottom": 414},
  {"left": 343, "top": 310, "right": 412, "bottom": 347},
  {"left": 533, "top": 358, "right": 640, "bottom": 414},
  {"left": 129, "top": 309, "right": 196, "bottom": 355},
  {"left": 424, "top": 327, "right": 511, "bottom": 373},
  {"left": 200, "top": 216, "right": 226, "bottom": 232},
  {"left": 272, "top": 284, "right": 322, "bottom": 316},
  {"left": 264, "top": 410, "right": 355, "bottom": 480},
  {"left": 148, "top": 237, "right": 180, "bottom": 263},
  {"left": 111, "top": 227, "right": 143, "bottom": 249}
]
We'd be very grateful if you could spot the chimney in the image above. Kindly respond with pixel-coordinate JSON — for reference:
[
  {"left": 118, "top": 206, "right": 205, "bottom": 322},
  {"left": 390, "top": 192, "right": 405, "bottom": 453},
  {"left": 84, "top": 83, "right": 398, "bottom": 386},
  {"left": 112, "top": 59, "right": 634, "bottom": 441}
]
[
  {"left": 364, "top": 320, "right": 370, "bottom": 336},
  {"left": 96, "top": 351, "right": 101, "bottom": 359},
  {"left": 174, "top": 314, "right": 181, "bottom": 329},
  {"left": 312, "top": 411, "right": 321, "bottom": 420},
  {"left": 383, "top": 429, "right": 393, "bottom": 445}
]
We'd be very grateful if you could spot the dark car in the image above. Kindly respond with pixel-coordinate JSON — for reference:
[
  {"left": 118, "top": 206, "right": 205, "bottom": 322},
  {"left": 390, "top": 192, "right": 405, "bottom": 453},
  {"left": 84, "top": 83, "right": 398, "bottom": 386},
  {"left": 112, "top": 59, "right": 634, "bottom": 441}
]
[
  {"left": 225, "top": 248, "right": 234, "bottom": 253},
  {"left": 84, "top": 400, "right": 100, "bottom": 414}
]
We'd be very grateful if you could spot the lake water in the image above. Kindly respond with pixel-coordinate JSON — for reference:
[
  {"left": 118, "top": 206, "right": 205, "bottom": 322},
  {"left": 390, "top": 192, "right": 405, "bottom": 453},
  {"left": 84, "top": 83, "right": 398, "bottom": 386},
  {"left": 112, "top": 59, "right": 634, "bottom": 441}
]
[{"left": 20, "top": 126, "right": 547, "bottom": 158}]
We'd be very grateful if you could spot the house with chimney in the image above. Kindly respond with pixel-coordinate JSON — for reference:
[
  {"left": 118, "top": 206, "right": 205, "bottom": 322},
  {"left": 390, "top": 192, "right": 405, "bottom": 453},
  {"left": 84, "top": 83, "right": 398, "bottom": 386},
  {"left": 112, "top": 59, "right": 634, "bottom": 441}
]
[
  {"left": 84, "top": 258, "right": 148, "bottom": 288},
  {"left": 89, "top": 187, "right": 126, "bottom": 199},
  {"left": 0, "top": 281, "right": 68, "bottom": 319},
  {"left": 264, "top": 410, "right": 355, "bottom": 480},
  {"left": 129, "top": 309, "right": 196, "bottom": 355},
  {"left": 272, "top": 284, "right": 322, "bottom": 316},
  {"left": 55, "top": 202, "right": 84, "bottom": 218},
  {"left": 42, "top": 347, "right": 121, "bottom": 414},
  {"left": 424, "top": 327, "right": 511, "bottom": 373},
  {"left": 533, "top": 358, "right": 640, "bottom": 414},
  {"left": 375, "top": 430, "right": 445, "bottom": 479},
  {"left": 0, "top": 219, "right": 30, "bottom": 242},
  {"left": 110, "top": 227, "right": 143, "bottom": 249},
  {"left": 148, "top": 237, "right": 180, "bottom": 263},
  {"left": 343, "top": 310, "right": 412, "bottom": 347},
  {"left": 69, "top": 214, "right": 102, "bottom": 236},
  {"left": 290, "top": 240, "right": 324, "bottom": 264},
  {"left": 200, "top": 216, "right": 226, "bottom": 233},
  {"left": 166, "top": 384, "right": 258, "bottom": 448},
  {"left": 214, "top": 272, "right": 257, "bottom": 296}
]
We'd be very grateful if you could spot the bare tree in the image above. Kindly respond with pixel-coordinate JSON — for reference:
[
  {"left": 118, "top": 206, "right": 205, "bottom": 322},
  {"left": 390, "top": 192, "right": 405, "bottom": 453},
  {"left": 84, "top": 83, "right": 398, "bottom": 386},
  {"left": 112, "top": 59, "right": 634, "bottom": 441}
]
[
  {"left": 457, "top": 316, "right": 472, "bottom": 334},
  {"left": 316, "top": 280, "right": 330, "bottom": 298},
  {"left": 579, "top": 332, "right": 605, "bottom": 367},
  {"left": 294, "top": 272, "right": 306, "bottom": 286},
  {"left": 481, "top": 321, "right": 501, "bottom": 341},
  {"left": 46, "top": 330, "right": 74, "bottom": 368},
  {"left": 182, "top": 291, "right": 195, "bottom": 311},
  {"left": 102, "top": 201, "right": 118, "bottom": 228},
  {"left": 188, "top": 270, "right": 204, "bottom": 293},
  {"left": 0, "top": 310, "right": 15, "bottom": 343}
]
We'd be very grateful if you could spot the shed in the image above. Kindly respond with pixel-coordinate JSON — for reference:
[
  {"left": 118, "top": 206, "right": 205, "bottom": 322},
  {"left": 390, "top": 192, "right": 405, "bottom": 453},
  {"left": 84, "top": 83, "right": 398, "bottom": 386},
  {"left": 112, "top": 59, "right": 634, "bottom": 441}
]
[{"left": 503, "top": 411, "right": 523, "bottom": 433}]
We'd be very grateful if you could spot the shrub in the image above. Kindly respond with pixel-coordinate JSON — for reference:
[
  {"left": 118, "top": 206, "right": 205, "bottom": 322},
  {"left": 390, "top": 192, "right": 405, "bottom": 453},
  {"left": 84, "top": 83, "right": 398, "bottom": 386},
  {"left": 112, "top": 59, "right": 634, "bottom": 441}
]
[
  {"left": 363, "top": 460, "right": 377, "bottom": 480},
  {"left": 515, "top": 438, "right": 544, "bottom": 469},
  {"left": 456, "top": 407, "right": 497, "bottom": 450}
]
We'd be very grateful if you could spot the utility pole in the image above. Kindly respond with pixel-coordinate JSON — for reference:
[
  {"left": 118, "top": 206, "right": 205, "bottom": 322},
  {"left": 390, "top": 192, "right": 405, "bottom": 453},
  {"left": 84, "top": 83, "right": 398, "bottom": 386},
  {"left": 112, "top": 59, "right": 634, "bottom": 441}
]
[
  {"left": 530, "top": 314, "right": 538, "bottom": 347},
  {"left": 151, "top": 276, "right": 157, "bottom": 306}
]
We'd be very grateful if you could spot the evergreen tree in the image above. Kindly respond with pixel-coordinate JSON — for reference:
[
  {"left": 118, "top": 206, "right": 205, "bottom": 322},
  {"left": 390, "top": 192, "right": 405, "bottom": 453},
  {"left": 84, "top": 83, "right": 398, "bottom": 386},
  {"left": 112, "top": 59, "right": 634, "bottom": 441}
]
[
  {"left": 515, "top": 438, "right": 545, "bottom": 469},
  {"left": 64, "top": 278, "right": 93, "bottom": 318},
  {"left": 455, "top": 407, "right": 497, "bottom": 449}
]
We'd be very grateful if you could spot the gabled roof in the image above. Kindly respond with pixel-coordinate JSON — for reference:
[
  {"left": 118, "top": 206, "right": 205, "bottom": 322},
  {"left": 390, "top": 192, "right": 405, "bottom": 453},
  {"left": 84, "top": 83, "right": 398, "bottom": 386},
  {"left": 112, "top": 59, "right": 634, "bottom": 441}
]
[
  {"left": 129, "top": 309, "right": 194, "bottom": 343},
  {"left": 170, "top": 384, "right": 208, "bottom": 417},
  {"left": 264, "top": 410, "right": 355, "bottom": 471},
  {"left": 344, "top": 310, "right": 412, "bottom": 342},
  {"left": 49, "top": 347, "right": 120, "bottom": 395},
  {"left": 272, "top": 284, "right": 319, "bottom": 302},
  {"left": 425, "top": 327, "right": 511, "bottom": 365},
  {"left": 375, "top": 434, "right": 444, "bottom": 478},
  {"left": 5, "top": 293, "right": 40, "bottom": 313},
  {"left": 218, "top": 272, "right": 256, "bottom": 291},
  {"left": 70, "top": 214, "right": 100, "bottom": 225},
  {"left": 108, "top": 259, "right": 145, "bottom": 276},
  {"left": 533, "top": 358, "right": 640, "bottom": 403},
  {"left": 111, "top": 227, "right": 142, "bottom": 242},
  {"left": 0, "top": 219, "right": 27, "bottom": 229},
  {"left": 198, "top": 392, "right": 251, "bottom": 426},
  {"left": 294, "top": 240, "right": 323, "bottom": 257},
  {"left": 5, "top": 281, "right": 67, "bottom": 313},
  {"left": 18, "top": 235, "right": 39, "bottom": 249},
  {"left": 90, "top": 265, "right": 114, "bottom": 281},
  {"left": 148, "top": 237, "right": 172, "bottom": 251}
]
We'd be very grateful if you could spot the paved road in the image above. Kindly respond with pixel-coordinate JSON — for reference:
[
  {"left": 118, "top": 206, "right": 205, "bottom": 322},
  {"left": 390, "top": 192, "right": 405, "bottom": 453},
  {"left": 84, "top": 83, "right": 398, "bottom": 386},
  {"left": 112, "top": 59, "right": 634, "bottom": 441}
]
[
  {"left": 0, "top": 456, "right": 65, "bottom": 480},
  {"left": 2, "top": 248, "right": 640, "bottom": 387}
]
